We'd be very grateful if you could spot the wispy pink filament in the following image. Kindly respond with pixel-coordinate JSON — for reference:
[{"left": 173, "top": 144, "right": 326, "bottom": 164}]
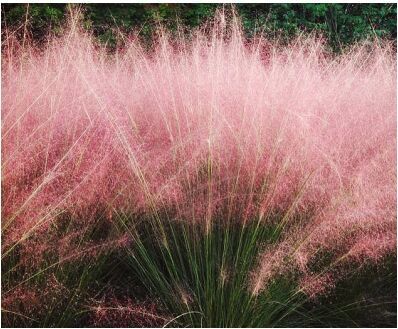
[{"left": 2, "top": 13, "right": 396, "bottom": 300}]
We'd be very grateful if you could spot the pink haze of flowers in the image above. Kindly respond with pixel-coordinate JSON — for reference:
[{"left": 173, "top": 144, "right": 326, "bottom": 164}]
[{"left": 2, "top": 12, "right": 397, "bottom": 302}]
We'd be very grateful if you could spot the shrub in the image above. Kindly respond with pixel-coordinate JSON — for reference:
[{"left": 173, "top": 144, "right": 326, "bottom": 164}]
[{"left": 1, "top": 10, "right": 396, "bottom": 327}]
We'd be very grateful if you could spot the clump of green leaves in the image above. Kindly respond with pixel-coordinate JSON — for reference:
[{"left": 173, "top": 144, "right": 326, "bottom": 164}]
[
  {"left": 116, "top": 212, "right": 306, "bottom": 327},
  {"left": 2, "top": 3, "right": 396, "bottom": 51}
]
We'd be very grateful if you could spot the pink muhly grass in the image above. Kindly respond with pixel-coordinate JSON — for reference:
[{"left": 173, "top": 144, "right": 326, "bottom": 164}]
[
  {"left": 1, "top": 10, "right": 396, "bottom": 307},
  {"left": 88, "top": 294, "right": 169, "bottom": 327}
]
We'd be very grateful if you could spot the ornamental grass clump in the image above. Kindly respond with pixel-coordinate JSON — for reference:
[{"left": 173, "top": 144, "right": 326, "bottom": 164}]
[{"left": 1, "top": 9, "right": 396, "bottom": 327}]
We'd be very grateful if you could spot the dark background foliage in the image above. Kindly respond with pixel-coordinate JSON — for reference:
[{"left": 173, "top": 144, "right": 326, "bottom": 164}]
[{"left": 1, "top": 3, "right": 397, "bottom": 51}]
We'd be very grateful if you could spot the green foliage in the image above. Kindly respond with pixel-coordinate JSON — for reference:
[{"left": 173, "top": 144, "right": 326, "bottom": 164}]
[
  {"left": 1, "top": 213, "right": 119, "bottom": 327},
  {"left": 236, "top": 3, "right": 396, "bottom": 50},
  {"left": 116, "top": 212, "right": 306, "bottom": 327},
  {"left": 2, "top": 4, "right": 65, "bottom": 40},
  {"left": 114, "top": 211, "right": 397, "bottom": 327},
  {"left": 2, "top": 3, "right": 396, "bottom": 50},
  {"left": 2, "top": 209, "right": 396, "bottom": 327}
]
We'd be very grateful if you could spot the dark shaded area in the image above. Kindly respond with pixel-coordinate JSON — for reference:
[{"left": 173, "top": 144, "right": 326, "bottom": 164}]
[
  {"left": 2, "top": 210, "right": 396, "bottom": 327},
  {"left": 302, "top": 255, "right": 397, "bottom": 327},
  {"left": 1, "top": 3, "right": 397, "bottom": 50}
]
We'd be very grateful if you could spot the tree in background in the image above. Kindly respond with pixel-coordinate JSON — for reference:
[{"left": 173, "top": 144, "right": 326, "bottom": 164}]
[{"left": 2, "top": 3, "right": 397, "bottom": 51}]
